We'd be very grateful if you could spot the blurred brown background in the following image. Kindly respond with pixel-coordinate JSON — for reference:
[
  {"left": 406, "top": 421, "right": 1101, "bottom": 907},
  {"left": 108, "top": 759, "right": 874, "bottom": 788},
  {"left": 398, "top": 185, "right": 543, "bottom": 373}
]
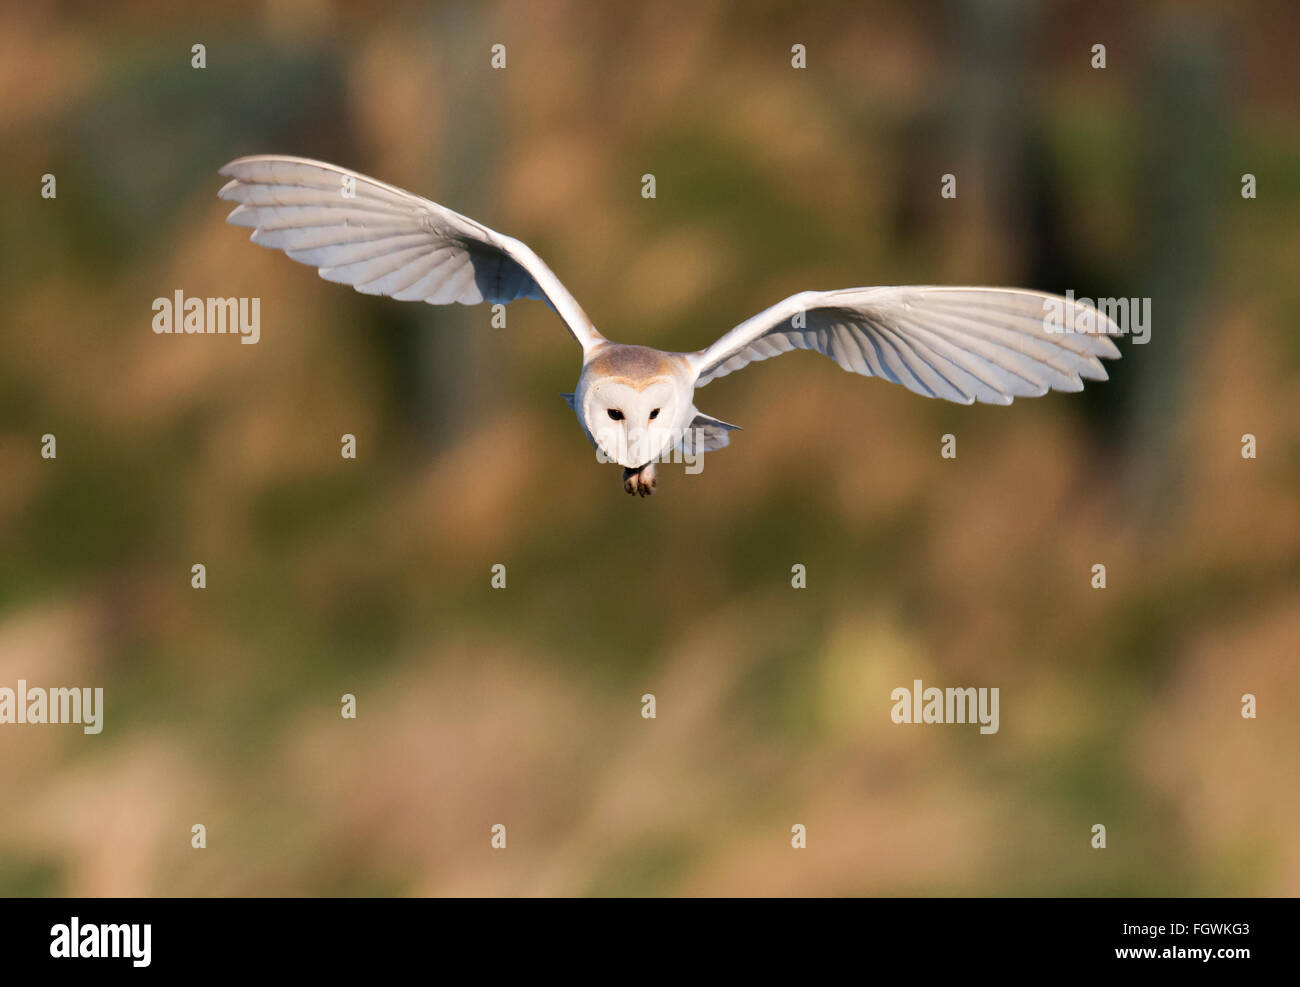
[{"left": 0, "top": 0, "right": 1297, "bottom": 896}]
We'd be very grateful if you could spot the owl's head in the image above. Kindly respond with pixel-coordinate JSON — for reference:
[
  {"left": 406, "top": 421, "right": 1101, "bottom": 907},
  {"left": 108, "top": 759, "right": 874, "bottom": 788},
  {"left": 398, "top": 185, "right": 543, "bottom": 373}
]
[{"left": 584, "top": 376, "right": 681, "bottom": 468}]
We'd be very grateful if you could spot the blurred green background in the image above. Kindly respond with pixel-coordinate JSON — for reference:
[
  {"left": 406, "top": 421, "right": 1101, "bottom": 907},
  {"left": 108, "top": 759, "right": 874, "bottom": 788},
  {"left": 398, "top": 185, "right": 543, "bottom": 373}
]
[{"left": 1, "top": 0, "right": 1297, "bottom": 896}]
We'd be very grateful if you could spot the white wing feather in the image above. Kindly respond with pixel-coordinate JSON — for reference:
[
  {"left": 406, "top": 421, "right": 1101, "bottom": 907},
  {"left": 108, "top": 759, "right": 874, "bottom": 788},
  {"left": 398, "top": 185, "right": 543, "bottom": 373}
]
[
  {"left": 690, "top": 286, "right": 1122, "bottom": 404},
  {"left": 217, "top": 155, "right": 604, "bottom": 352}
]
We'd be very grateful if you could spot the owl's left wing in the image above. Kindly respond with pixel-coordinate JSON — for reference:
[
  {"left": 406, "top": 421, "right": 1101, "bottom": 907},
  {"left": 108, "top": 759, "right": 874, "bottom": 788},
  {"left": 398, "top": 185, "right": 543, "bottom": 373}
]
[
  {"left": 217, "top": 155, "right": 605, "bottom": 353},
  {"left": 689, "top": 286, "right": 1122, "bottom": 404}
]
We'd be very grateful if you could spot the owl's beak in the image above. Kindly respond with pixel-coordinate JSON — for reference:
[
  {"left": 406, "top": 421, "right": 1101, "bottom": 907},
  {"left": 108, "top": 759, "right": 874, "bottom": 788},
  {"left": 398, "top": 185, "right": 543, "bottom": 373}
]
[
  {"left": 626, "top": 425, "right": 671, "bottom": 470},
  {"left": 593, "top": 423, "right": 655, "bottom": 469}
]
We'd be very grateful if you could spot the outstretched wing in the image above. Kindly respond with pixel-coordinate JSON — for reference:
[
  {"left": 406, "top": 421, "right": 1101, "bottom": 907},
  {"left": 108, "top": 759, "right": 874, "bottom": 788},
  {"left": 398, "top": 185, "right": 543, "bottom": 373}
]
[
  {"left": 689, "top": 286, "right": 1122, "bottom": 404},
  {"left": 217, "top": 155, "right": 604, "bottom": 352},
  {"left": 681, "top": 411, "right": 741, "bottom": 454}
]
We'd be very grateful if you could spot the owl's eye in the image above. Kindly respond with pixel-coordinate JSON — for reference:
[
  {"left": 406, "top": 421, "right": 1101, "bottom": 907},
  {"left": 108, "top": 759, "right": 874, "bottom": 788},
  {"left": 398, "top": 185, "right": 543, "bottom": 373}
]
[
  {"left": 607, "top": 409, "right": 624, "bottom": 421},
  {"left": 649, "top": 408, "right": 661, "bottom": 420}
]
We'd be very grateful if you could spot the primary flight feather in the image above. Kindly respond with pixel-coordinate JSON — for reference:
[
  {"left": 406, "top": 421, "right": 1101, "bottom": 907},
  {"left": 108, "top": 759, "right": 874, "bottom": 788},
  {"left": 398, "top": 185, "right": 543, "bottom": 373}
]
[{"left": 218, "top": 155, "right": 1121, "bottom": 496}]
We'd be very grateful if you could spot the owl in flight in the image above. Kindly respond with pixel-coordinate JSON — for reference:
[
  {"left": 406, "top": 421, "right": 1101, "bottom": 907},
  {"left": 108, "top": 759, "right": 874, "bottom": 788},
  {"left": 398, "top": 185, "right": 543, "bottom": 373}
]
[{"left": 218, "top": 156, "right": 1122, "bottom": 496}]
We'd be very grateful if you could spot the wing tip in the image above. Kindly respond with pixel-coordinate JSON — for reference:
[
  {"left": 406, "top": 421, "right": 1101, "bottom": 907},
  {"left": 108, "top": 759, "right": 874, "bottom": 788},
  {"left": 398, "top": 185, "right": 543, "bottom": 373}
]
[
  {"left": 977, "top": 392, "right": 1016, "bottom": 406},
  {"left": 217, "top": 155, "right": 268, "bottom": 178},
  {"left": 1081, "top": 360, "right": 1111, "bottom": 382},
  {"left": 227, "top": 205, "right": 257, "bottom": 229}
]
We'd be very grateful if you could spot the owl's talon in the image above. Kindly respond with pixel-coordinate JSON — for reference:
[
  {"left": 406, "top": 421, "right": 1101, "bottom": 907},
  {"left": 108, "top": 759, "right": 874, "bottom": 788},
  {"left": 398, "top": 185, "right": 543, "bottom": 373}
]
[
  {"left": 623, "top": 464, "right": 656, "bottom": 497},
  {"left": 637, "top": 463, "right": 656, "bottom": 496}
]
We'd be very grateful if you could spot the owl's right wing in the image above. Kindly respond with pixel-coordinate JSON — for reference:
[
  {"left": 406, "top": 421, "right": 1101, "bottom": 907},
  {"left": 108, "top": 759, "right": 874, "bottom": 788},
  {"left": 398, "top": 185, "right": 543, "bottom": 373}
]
[
  {"left": 689, "top": 286, "right": 1122, "bottom": 404},
  {"left": 218, "top": 155, "right": 605, "bottom": 353}
]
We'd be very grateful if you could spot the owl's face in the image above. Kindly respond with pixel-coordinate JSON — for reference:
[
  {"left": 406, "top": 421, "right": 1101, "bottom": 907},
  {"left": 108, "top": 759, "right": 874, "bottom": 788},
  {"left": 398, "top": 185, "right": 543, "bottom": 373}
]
[{"left": 584, "top": 377, "right": 682, "bottom": 468}]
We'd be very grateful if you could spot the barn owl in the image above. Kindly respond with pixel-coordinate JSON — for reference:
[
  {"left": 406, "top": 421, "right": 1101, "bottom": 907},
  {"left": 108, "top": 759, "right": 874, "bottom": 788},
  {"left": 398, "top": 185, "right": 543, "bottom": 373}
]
[{"left": 218, "top": 156, "right": 1122, "bottom": 496}]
